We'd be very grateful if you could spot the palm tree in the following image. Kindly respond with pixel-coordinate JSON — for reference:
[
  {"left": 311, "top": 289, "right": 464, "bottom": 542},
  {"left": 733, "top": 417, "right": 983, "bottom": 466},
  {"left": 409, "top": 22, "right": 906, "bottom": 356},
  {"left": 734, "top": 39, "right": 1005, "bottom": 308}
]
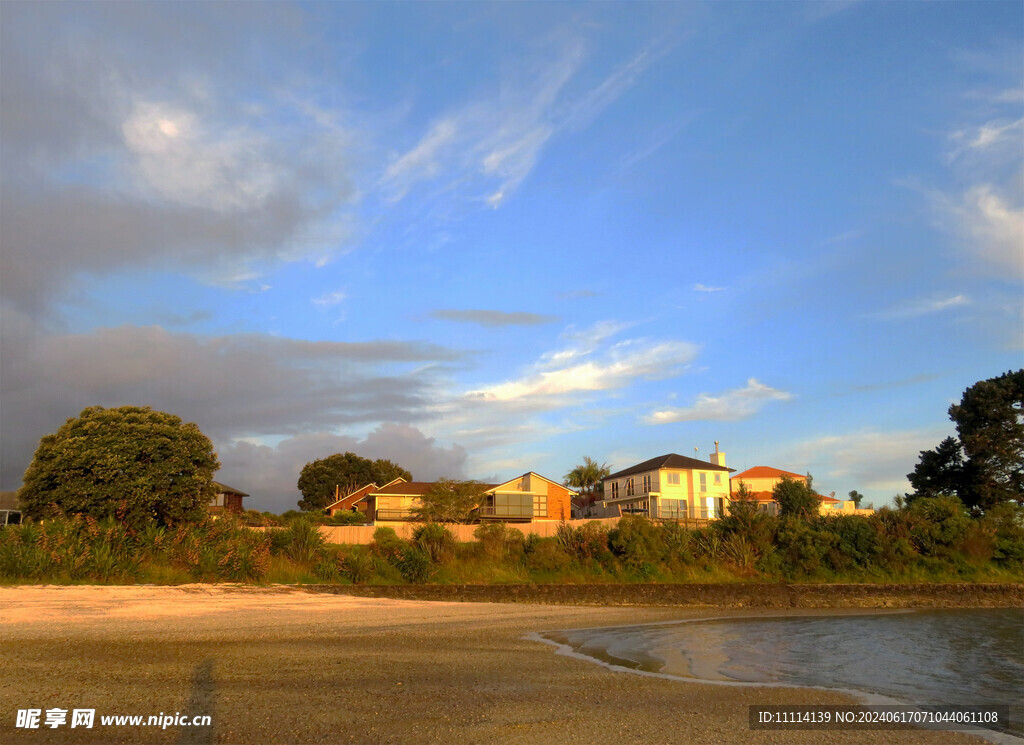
[{"left": 564, "top": 456, "right": 611, "bottom": 515}]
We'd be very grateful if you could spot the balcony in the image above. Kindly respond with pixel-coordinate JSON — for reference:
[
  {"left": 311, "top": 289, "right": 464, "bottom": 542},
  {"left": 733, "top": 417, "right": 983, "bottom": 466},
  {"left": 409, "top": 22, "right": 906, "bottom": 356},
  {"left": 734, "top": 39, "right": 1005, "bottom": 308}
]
[
  {"left": 477, "top": 506, "right": 534, "bottom": 520},
  {"left": 375, "top": 508, "right": 417, "bottom": 521}
]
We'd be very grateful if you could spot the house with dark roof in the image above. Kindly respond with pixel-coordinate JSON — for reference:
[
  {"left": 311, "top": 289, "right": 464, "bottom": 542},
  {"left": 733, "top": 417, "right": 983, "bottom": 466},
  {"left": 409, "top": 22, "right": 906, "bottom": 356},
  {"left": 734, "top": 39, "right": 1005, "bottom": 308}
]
[
  {"left": 335, "top": 473, "right": 576, "bottom": 523},
  {"left": 599, "top": 445, "right": 734, "bottom": 520},
  {"left": 209, "top": 481, "right": 248, "bottom": 515}
]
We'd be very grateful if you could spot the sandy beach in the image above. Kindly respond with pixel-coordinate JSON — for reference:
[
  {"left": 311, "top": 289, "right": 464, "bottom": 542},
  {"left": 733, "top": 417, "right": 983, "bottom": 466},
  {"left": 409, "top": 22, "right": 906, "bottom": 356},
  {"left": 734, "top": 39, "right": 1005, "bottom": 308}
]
[{"left": 0, "top": 586, "right": 997, "bottom": 744}]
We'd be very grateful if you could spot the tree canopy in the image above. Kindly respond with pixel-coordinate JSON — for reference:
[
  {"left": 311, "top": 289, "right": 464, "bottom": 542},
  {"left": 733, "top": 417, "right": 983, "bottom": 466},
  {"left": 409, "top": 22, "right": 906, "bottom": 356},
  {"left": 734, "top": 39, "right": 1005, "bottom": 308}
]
[
  {"left": 297, "top": 452, "right": 412, "bottom": 512},
  {"left": 411, "top": 479, "right": 487, "bottom": 523},
  {"left": 564, "top": 456, "right": 610, "bottom": 505},
  {"left": 772, "top": 475, "right": 820, "bottom": 520},
  {"left": 18, "top": 406, "right": 219, "bottom": 527},
  {"left": 908, "top": 370, "right": 1023, "bottom": 511}
]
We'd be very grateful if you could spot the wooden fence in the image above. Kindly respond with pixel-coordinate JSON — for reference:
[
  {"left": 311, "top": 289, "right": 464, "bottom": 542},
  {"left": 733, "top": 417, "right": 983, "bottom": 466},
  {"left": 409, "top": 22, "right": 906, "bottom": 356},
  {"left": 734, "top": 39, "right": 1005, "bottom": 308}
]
[{"left": 318, "top": 518, "right": 624, "bottom": 545}]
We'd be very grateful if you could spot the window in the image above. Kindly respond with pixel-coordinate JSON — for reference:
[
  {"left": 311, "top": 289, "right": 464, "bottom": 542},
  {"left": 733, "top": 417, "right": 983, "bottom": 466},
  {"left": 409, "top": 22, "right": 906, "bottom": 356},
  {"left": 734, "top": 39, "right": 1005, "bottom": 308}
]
[
  {"left": 661, "top": 498, "right": 686, "bottom": 519},
  {"left": 667, "top": 472, "right": 680, "bottom": 485},
  {"left": 626, "top": 477, "right": 634, "bottom": 496},
  {"left": 699, "top": 473, "right": 707, "bottom": 492},
  {"left": 492, "top": 492, "right": 532, "bottom": 517},
  {"left": 533, "top": 493, "right": 547, "bottom": 517},
  {"left": 714, "top": 473, "right": 722, "bottom": 485},
  {"left": 642, "top": 474, "right": 651, "bottom": 492},
  {"left": 611, "top": 482, "right": 619, "bottom": 499}
]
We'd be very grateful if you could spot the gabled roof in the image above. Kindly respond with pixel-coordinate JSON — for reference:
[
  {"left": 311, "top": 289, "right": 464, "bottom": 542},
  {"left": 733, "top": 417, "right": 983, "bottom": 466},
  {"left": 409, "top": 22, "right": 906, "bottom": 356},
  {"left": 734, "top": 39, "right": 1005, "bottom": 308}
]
[
  {"left": 488, "top": 472, "right": 578, "bottom": 496},
  {"left": 212, "top": 481, "right": 249, "bottom": 497},
  {"left": 326, "top": 482, "right": 379, "bottom": 511},
  {"left": 605, "top": 454, "right": 733, "bottom": 480},
  {"left": 732, "top": 466, "right": 805, "bottom": 481}
]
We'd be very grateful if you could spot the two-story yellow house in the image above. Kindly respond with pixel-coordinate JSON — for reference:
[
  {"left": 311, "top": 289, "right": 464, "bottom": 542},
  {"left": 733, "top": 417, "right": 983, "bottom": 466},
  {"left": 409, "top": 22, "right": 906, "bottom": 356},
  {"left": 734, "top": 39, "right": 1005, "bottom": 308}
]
[{"left": 599, "top": 447, "right": 734, "bottom": 519}]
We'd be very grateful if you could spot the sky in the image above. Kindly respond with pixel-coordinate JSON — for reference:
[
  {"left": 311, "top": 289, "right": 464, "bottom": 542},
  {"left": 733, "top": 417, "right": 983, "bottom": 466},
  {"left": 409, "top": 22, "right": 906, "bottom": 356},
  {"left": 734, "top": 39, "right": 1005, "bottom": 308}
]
[{"left": 1, "top": 1, "right": 1021, "bottom": 512}]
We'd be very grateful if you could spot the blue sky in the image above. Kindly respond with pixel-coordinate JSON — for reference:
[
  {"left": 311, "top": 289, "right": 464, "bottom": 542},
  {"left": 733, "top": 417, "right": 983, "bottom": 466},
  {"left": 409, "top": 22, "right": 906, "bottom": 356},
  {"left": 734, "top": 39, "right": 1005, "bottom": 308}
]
[{"left": 2, "top": 1, "right": 1021, "bottom": 511}]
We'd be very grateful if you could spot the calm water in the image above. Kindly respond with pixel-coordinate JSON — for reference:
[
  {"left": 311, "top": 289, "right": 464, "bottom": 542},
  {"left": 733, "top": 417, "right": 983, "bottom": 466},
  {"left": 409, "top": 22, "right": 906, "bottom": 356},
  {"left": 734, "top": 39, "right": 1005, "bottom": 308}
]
[{"left": 544, "top": 609, "right": 1024, "bottom": 740}]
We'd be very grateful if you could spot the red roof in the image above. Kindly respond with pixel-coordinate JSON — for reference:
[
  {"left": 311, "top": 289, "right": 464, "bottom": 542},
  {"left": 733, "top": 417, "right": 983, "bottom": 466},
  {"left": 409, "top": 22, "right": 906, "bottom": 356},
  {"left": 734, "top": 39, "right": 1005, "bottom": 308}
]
[{"left": 732, "top": 466, "right": 806, "bottom": 481}]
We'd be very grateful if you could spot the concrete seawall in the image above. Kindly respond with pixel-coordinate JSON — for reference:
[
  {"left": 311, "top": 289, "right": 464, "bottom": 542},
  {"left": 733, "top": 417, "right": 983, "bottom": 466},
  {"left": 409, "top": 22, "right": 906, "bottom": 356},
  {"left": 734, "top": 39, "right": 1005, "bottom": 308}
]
[{"left": 305, "top": 582, "right": 1024, "bottom": 608}]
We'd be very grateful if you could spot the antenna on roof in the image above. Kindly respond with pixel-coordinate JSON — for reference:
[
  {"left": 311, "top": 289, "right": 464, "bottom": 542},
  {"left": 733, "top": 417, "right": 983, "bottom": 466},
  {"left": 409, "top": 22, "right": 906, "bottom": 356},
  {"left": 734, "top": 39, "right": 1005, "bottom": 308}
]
[{"left": 694, "top": 446, "right": 699, "bottom": 457}]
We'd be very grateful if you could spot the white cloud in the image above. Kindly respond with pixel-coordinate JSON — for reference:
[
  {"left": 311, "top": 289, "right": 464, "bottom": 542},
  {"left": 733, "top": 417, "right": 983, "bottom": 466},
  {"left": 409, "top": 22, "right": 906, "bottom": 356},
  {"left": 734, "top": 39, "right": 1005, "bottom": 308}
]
[
  {"left": 954, "top": 185, "right": 1024, "bottom": 280},
  {"left": 312, "top": 289, "right": 347, "bottom": 307},
  {"left": 871, "top": 294, "right": 971, "bottom": 320},
  {"left": 693, "top": 283, "right": 725, "bottom": 293},
  {"left": 471, "top": 339, "right": 698, "bottom": 403},
  {"left": 645, "top": 378, "right": 793, "bottom": 424},
  {"left": 122, "top": 101, "right": 277, "bottom": 212},
  {"left": 781, "top": 428, "right": 950, "bottom": 495},
  {"left": 379, "top": 32, "right": 661, "bottom": 209},
  {"left": 380, "top": 119, "right": 458, "bottom": 202}
]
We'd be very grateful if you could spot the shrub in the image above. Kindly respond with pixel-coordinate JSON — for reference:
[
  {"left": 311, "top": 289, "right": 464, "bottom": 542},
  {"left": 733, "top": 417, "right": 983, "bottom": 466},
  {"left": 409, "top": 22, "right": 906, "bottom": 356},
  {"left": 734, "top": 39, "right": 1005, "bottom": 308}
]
[
  {"left": 412, "top": 522, "right": 456, "bottom": 564},
  {"left": 524, "top": 538, "right": 572, "bottom": 574},
  {"left": 473, "top": 523, "right": 524, "bottom": 561},
  {"left": 370, "top": 527, "right": 407, "bottom": 562},
  {"left": 555, "top": 521, "right": 609, "bottom": 562},
  {"left": 608, "top": 516, "right": 664, "bottom": 567},
  {"left": 776, "top": 518, "right": 838, "bottom": 577},
  {"left": 659, "top": 520, "right": 693, "bottom": 564},
  {"left": 397, "top": 546, "right": 434, "bottom": 583},
  {"left": 907, "top": 497, "right": 970, "bottom": 558},
  {"left": 341, "top": 548, "right": 375, "bottom": 584},
  {"left": 825, "top": 515, "right": 880, "bottom": 571},
  {"left": 982, "top": 502, "right": 1024, "bottom": 565},
  {"left": 280, "top": 519, "right": 326, "bottom": 564}
]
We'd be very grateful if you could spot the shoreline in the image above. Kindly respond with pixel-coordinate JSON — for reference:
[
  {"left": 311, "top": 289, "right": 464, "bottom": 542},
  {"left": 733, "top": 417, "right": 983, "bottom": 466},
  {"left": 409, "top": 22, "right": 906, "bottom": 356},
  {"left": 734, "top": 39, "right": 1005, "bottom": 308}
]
[
  {"left": 0, "top": 586, "right": 1015, "bottom": 744},
  {"left": 3, "top": 581, "right": 1022, "bottom": 608},
  {"left": 304, "top": 581, "right": 1024, "bottom": 608}
]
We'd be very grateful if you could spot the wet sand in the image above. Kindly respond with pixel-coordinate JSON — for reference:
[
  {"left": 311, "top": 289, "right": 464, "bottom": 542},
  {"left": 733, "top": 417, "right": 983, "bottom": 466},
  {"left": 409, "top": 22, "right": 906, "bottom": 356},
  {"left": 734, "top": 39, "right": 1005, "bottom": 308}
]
[{"left": 0, "top": 586, "right": 993, "bottom": 744}]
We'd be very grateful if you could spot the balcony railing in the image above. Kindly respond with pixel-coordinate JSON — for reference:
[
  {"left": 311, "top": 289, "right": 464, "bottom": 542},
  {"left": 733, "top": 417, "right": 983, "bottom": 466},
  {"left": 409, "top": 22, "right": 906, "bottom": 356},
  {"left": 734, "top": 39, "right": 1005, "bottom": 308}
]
[
  {"left": 477, "top": 506, "right": 534, "bottom": 520},
  {"left": 375, "top": 509, "right": 417, "bottom": 521}
]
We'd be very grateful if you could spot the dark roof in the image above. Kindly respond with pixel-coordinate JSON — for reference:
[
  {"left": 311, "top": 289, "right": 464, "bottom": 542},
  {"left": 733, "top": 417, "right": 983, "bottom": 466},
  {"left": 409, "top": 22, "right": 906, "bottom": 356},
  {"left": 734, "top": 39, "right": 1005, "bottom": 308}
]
[
  {"left": 0, "top": 491, "right": 21, "bottom": 511},
  {"left": 212, "top": 481, "right": 249, "bottom": 497},
  {"left": 605, "top": 453, "right": 734, "bottom": 481}
]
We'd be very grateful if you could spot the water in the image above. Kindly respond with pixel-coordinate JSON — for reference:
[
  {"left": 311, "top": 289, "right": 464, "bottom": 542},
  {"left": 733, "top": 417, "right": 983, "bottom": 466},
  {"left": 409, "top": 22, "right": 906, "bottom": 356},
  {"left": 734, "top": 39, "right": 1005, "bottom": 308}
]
[{"left": 542, "top": 609, "right": 1024, "bottom": 740}]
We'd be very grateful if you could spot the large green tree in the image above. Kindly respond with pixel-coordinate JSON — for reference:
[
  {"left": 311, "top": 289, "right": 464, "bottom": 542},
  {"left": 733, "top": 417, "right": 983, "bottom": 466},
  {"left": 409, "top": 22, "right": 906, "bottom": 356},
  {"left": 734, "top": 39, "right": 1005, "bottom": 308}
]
[
  {"left": 297, "top": 452, "right": 412, "bottom": 512},
  {"left": 908, "top": 370, "right": 1023, "bottom": 510},
  {"left": 410, "top": 479, "right": 487, "bottom": 523},
  {"left": 950, "top": 370, "right": 1024, "bottom": 508},
  {"left": 19, "top": 406, "right": 219, "bottom": 527},
  {"left": 773, "top": 475, "right": 820, "bottom": 520},
  {"left": 564, "top": 456, "right": 611, "bottom": 507}
]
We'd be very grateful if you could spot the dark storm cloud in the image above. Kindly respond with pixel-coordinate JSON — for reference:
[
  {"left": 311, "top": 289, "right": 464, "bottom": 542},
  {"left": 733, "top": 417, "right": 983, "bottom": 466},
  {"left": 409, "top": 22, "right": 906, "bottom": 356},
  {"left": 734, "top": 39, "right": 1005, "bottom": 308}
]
[
  {"left": 0, "top": 324, "right": 461, "bottom": 491},
  {"left": 0, "top": 1, "right": 354, "bottom": 312},
  {"left": 218, "top": 426, "right": 469, "bottom": 512}
]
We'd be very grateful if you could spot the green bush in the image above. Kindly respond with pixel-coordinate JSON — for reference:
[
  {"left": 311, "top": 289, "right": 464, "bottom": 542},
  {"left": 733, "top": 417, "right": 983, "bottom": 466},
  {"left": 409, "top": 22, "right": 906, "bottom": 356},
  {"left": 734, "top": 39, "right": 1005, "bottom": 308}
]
[
  {"left": 825, "top": 515, "right": 880, "bottom": 571},
  {"left": 280, "top": 519, "right": 326, "bottom": 564},
  {"left": 341, "top": 548, "right": 375, "bottom": 584},
  {"left": 983, "top": 502, "right": 1024, "bottom": 565},
  {"left": 907, "top": 497, "right": 970, "bottom": 558},
  {"left": 608, "top": 516, "right": 664, "bottom": 567},
  {"left": 412, "top": 522, "right": 456, "bottom": 564},
  {"left": 473, "top": 523, "right": 524, "bottom": 561},
  {"left": 776, "top": 518, "right": 838, "bottom": 578},
  {"left": 397, "top": 546, "right": 434, "bottom": 583},
  {"left": 370, "top": 527, "right": 407, "bottom": 562},
  {"left": 524, "top": 538, "right": 572, "bottom": 574}
]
